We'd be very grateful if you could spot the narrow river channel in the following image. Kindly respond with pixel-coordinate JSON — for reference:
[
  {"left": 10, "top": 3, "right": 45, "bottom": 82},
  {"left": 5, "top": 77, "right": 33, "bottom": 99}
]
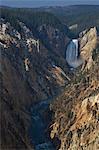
[{"left": 30, "top": 99, "right": 55, "bottom": 150}]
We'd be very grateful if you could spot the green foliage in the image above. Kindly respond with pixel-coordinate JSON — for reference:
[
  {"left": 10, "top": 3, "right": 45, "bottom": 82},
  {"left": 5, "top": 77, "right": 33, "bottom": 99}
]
[
  {"left": 47, "top": 5, "right": 99, "bottom": 36},
  {"left": 0, "top": 7, "right": 71, "bottom": 37},
  {"left": 1, "top": 5, "right": 99, "bottom": 37}
]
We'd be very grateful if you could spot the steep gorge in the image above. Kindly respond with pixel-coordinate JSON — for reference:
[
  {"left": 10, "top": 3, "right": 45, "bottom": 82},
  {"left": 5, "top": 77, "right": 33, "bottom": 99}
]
[
  {"left": 0, "top": 8, "right": 99, "bottom": 150},
  {"left": 50, "top": 42, "right": 99, "bottom": 150},
  {"left": 0, "top": 16, "right": 71, "bottom": 149}
]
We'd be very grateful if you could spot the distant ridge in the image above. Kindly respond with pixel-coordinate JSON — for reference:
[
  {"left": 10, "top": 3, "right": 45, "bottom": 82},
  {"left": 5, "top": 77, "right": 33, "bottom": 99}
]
[{"left": 1, "top": 0, "right": 99, "bottom": 8}]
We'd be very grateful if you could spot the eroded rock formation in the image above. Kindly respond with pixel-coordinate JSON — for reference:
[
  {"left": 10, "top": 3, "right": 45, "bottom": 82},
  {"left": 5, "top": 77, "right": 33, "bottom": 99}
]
[
  {"left": 79, "top": 27, "right": 97, "bottom": 70},
  {"left": 0, "top": 18, "right": 70, "bottom": 149},
  {"left": 66, "top": 27, "right": 97, "bottom": 70},
  {"left": 50, "top": 49, "right": 99, "bottom": 149}
]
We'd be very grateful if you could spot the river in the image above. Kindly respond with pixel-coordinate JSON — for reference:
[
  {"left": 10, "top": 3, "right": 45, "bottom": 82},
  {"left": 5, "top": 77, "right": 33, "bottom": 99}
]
[
  {"left": 29, "top": 98, "right": 55, "bottom": 150},
  {"left": 29, "top": 39, "right": 83, "bottom": 149}
]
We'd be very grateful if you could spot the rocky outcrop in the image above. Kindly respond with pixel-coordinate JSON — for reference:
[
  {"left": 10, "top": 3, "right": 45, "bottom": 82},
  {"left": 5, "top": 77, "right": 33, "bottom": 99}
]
[
  {"left": 51, "top": 94, "right": 99, "bottom": 150},
  {"left": 58, "top": 94, "right": 99, "bottom": 150},
  {"left": 79, "top": 27, "right": 97, "bottom": 70},
  {"left": 50, "top": 49, "right": 99, "bottom": 150},
  {"left": 0, "top": 19, "right": 69, "bottom": 100},
  {"left": 65, "top": 27, "right": 97, "bottom": 69},
  {"left": 26, "top": 38, "right": 40, "bottom": 52},
  {"left": 0, "top": 18, "right": 70, "bottom": 149},
  {"left": 38, "top": 24, "right": 70, "bottom": 57}
]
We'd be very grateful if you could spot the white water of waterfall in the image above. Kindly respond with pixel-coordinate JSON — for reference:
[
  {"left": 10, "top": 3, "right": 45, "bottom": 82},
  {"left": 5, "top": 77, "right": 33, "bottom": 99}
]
[{"left": 66, "top": 39, "right": 83, "bottom": 68}]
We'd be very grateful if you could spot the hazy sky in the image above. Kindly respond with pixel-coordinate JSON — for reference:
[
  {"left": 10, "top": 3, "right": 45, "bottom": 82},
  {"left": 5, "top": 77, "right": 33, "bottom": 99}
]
[{"left": 1, "top": 0, "right": 99, "bottom": 8}]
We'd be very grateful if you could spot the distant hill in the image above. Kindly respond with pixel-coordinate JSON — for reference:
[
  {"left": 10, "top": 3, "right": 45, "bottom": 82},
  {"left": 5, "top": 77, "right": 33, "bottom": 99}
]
[
  {"left": 1, "top": 7, "right": 73, "bottom": 36},
  {"left": 1, "top": 5, "right": 99, "bottom": 36},
  {"left": 1, "top": 0, "right": 99, "bottom": 8},
  {"left": 42, "top": 5, "right": 99, "bottom": 36}
]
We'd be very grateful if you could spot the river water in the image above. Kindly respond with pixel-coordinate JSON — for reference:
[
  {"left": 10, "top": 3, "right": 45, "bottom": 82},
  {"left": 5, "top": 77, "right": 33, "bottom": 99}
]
[
  {"left": 29, "top": 39, "right": 83, "bottom": 149},
  {"left": 30, "top": 99, "right": 55, "bottom": 150}
]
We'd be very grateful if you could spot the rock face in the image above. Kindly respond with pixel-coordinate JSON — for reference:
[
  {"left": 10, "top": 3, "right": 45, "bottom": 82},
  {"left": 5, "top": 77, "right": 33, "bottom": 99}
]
[
  {"left": 79, "top": 27, "right": 97, "bottom": 70},
  {"left": 66, "top": 27, "right": 97, "bottom": 70},
  {"left": 0, "top": 19, "right": 69, "bottom": 101},
  {"left": 0, "top": 18, "right": 70, "bottom": 149},
  {"left": 50, "top": 49, "right": 99, "bottom": 150},
  {"left": 59, "top": 94, "right": 99, "bottom": 150},
  {"left": 0, "top": 10, "right": 98, "bottom": 150},
  {"left": 38, "top": 24, "right": 70, "bottom": 57}
]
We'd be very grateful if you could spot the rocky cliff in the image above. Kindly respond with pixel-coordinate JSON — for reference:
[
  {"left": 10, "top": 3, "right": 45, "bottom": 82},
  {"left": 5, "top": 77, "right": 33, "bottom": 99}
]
[
  {"left": 0, "top": 8, "right": 99, "bottom": 150},
  {"left": 79, "top": 27, "right": 97, "bottom": 70},
  {"left": 50, "top": 42, "right": 99, "bottom": 150},
  {"left": 65, "top": 27, "right": 97, "bottom": 70},
  {"left": 0, "top": 18, "right": 70, "bottom": 149}
]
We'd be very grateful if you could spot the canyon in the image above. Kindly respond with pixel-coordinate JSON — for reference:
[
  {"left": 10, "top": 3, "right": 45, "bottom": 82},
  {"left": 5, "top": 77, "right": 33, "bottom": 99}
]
[{"left": 0, "top": 6, "right": 99, "bottom": 150}]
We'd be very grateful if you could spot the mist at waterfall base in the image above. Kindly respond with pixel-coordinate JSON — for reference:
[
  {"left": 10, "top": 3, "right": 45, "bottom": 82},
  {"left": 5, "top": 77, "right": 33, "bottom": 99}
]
[{"left": 1, "top": 0, "right": 99, "bottom": 8}]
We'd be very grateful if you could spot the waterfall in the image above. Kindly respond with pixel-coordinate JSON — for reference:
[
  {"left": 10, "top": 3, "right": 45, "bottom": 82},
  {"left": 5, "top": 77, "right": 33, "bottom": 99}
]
[{"left": 66, "top": 39, "right": 83, "bottom": 68}]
